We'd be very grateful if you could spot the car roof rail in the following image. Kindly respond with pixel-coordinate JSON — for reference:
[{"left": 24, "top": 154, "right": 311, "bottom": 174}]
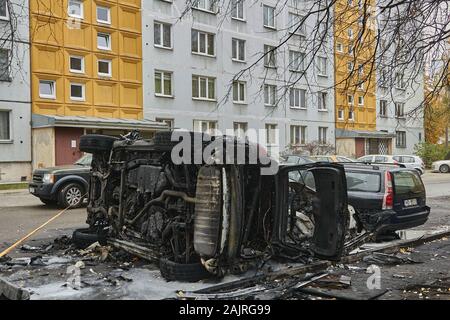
[{"left": 341, "top": 162, "right": 407, "bottom": 169}]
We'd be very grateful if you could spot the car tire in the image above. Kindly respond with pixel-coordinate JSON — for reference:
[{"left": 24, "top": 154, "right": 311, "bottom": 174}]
[
  {"left": 439, "top": 164, "right": 449, "bottom": 173},
  {"left": 40, "top": 198, "right": 56, "bottom": 206},
  {"left": 72, "top": 228, "right": 107, "bottom": 249},
  {"left": 79, "top": 134, "right": 118, "bottom": 154},
  {"left": 159, "top": 257, "right": 211, "bottom": 282},
  {"left": 58, "top": 183, "right": 84, "bottom": 209}
]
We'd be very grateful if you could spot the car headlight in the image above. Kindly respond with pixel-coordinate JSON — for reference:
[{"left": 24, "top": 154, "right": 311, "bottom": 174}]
[{"left": 42, "top": 173, "right": 54, "bottom": 184}]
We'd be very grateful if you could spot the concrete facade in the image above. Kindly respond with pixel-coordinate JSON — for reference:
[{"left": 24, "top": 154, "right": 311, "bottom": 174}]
[
  {"left": 142, "top": 0, "right": 336, "bottom": 155},
  {"left": 0, "top": 0, "right": 32, "bottom": 182}
]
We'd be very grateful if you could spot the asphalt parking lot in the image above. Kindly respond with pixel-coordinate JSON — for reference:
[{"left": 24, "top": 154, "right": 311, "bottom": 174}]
[{"left": 0, "top": 171, "right": 449, "bottom": 254}]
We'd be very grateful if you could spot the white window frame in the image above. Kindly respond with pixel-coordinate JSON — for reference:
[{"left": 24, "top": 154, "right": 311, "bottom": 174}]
[
  {"left": 0, "top": 49, "right": 10, "bottom": 80},
  {"left": 68, "top": 0, "right": 83, "bottom": 19},
  {"left": 0, "top": 0, "right": 9, "bottom": 20},
  {"left": 192, "top": 75, "right": 216, "bottom": 101},
  {"left": 264, "top": 45, "right": 276, "bottom": 68},
  {"left": 192, "top": 0, "right": 218, "bottom": 14},
  {"left": 232, "top": 81, "right": 246, "bottom": 104},
  {"left": 97, "top": 32, "right": 111, "bottom": 51},
  {"left": 231, "top": 0, "right": 245, "bottom": 21},
  {"left": 96, "top": 6, "right": 111, "bottom": 25},
  {"left": 316, "top": 56, "right": 327, "bottom": 77},
  {"left": 395, "top": 72, "right": 406, "bottom": 90},
  {"left": 234, "top": 122, "right": 248, "bottom": 139},
  {"left": 264, "top": 84, "right": 277, "bottom": 107},
  {"left": 358, "top": 95, "right": 364, "bottom": 106},
  {"left": 0, "top": 110, "right": 12, "bottom": 142},
  {"left": 380, "top": 100, "right": 387, "bottom": 117},
  {"left": 265, "top": 123, "right": 278, "bottom": 145},
  {"left": 347, "top": 94, "right": 354, "bottom": 105},
  {"left": 154, "top": 70, "right": 173, "bottom": 97},
  {"left": 290, "top": 125, "right": 306, "bottom": 146},
  {"left": 98, "top": 59, "right": 112, "bottom": 77},
  {"left": 288, "top": 12, "right": 306, "bottom": 35},
  {"left": 337, "top": 109, "right": 344, "bottom": 120},
  {"left": 348, "top": 28, "right": 353, "bottom": 39},
  {"left": 154, "top": 21, "right": 172, "bottom": 49},
  {"left": 318, "top": 127, "right": 328, "bottom": 145},
  {"left": 193, "top": 120, "right": 218, "bottom": 135},
  {"left": 289, "top": 50, "right": 305, "bottom": 72},
  {"left": 357, "top": 81, "right": 364, "bottom": 90},
  {"left": 263, "top": 5, "right": 275, "bottom": 29},
  {"left": 69, "top": 55, "right": 85, "bottom": 74},
  {"left": 395, "top": 102, "right": 405, "bottom": 118},
  {"left": 289, "top": 88, "right": 307, "bottom": 109},
  {"left": 39, "top": 80, "right": 56, "bottom": 99},
  {"left": 232, "top": 38, "right": 246, "bottom": 62},
  {"left": 348, "top": 109, "right": 355, "bottom": 121},
  {"left": 347, "top": 61, "right": 354, "bottom": 72},
  {"left": 318, "top": 92, "right": 328, "bottom": 111},
  {"left": 336, "top": 42, "right": 343, "bottom": 53},
  {"left": 70, "top": 83, "right": 86, "bottom": 101},
  {"left": 191, "top": 29, "right": 215, "bottom": 57},
  {"left": 396, "top": 131, "right": 406, "bottom": 148},
  {"left": 156, "top": 118, "right": 174, "bottom": 129}
]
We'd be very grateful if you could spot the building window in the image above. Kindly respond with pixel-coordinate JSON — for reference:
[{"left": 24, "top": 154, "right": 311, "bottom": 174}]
[
  {"left": 380, "top": 100, "right": 387, "bottom": 117},
  {"left": 347, "top": 94, "right": 354, "bottom": 105},
  {"left": 263, "top": 5, "right": 275, "bottom": 28},
  {"left": 348, "top": 28, "right": 353, "bottom": 39},
  {"left": 0, "top": 49, "right": 10, "bottom": 81},
  {"left": 348, "top": 43, "right": 354, "bottom": 55},
  {"left": 191, "top": 30, "right": 215, "bottom": 56},
  {"left": 192, "top": 75, "right": 215, "bottom": 100},
  {"left": 288, "top": 13, "right": 306, "bottom": 35},
  {"left": 0, "top": 110, "right": 11, "bottom": 141},
  {"left": 234, "top": 122, "right": 248, "bottom": 139},
  {"left": 318, "top": 92, "right": 327, "bottom": 110},
  {"left": 39, "top": 80, "right": 56, "bottom": 99},
  {"left": 69, "top": 56, "right": 84, "bottom": 73},
  {"left": 0, "top": 0, "right": 8, "bottom": 20},
  {"left": 98, "top": 59, "right": 112, "bottom": 77},
  {"left": 192, "top": 0, "right": 217, "bottom": 13},
  {"left": 358, "top": 95, "right": 364, "bottom": 106},
  {"left": 265, "top": 124, "right": 277, "bottom": 145},
  {"left": 289, "top": 88, "right": 306, "bottom": 109},
  {"left": 154, "top": 22, "right": 172, "bottom": 49},
  {"left": 396, "top": 131, "right": 406, "bottom": 148},
  {"left": 395, "top": 102, "right": 405, "bottom": 118},
  {"left": 348, "top": 109, "right": 355, "bottom": 121},
  {"left": 232, "top": 38, "right": 245, "bottom": 62},
  {"left": 316, "top": 56, "right": 327, "bottom": 76},
  {"left": 193, "top": 120, "right": 218, "bottom": 135},
  {"left": 70, "top": 83, "right": 85, "bottom": 101},
  {"left": 97, "top": 6, "right": 111, "bottom": 24},
  {"left": 68, "top": 0, "right": 83, "bottom": 19},
  {"left": 231, "top": 0, "right": 244, "bottom": 20},
  {"left": 155, "top": 71, "right": 173, "bottom": 97},
  {"left": 289, "top": 50, "right": 305, "bottom": 72},
  {"left": 347, "top": 61, "right": 354, "bottom": 72},
  {"left": 232, "top": 81, "right": 246, "bottom": 103},
  {"left": 97, "top": 33, "right": 111, "bottom": 50},
  {"left": 357, "top": 81, "right": 364, "bottom": 90},
  {"left": 264, "top": 45, "right": 276, "bottom": 68},
  {"left": 337, "top": 109, "right": 344, "bottom": 120},
  {"left": 264, "top": 84, "right": 277, "bottom": 106},
  {"left": 290, "top": 125, "right": 306, "bottom": 145},
  {"left": 395, "top": 72, "right": 406, "bottom": 89},
  {"left": 336, "top": 42, "right": 343, "bottom": 53},
  {"left": 318, "top": 127, "right": 328, "bottom": 145},
  {"left": 155, "top": 118, "right": 174, "bottom": 129}
]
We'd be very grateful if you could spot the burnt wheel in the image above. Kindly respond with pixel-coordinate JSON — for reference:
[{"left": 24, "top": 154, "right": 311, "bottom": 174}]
[
  {"left": 159, "top": 257, "right": 211, "bottom": 282},
  {"left": 58, "top": 183, "right": 84, "bottom": 209},
  {"left": 79, "top": 134, "right": 118, "bottom": 154},
  {"left": 72, "top": 228, "right": 107, "bottom": 249}
]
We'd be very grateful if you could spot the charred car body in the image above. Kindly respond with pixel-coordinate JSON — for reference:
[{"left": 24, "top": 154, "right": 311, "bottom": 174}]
[{"left": 77, "top": 131, "right": 349, "bottom": 281}]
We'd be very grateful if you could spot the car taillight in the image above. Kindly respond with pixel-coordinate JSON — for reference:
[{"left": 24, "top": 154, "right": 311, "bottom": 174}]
[{"left": 382, "top": 171, "right": 394, "bottom": 210}]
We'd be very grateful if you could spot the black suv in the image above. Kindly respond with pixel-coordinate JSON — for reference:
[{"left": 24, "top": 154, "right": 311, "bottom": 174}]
[
  {"left": 343, "top": 163, "right": 430, "bottom": 233},
  {"left": 29, "top": 154, "right": 92, "bottom": 208},
  {"left": 75, "top": 131, "right": 349, "bottom": 281}
]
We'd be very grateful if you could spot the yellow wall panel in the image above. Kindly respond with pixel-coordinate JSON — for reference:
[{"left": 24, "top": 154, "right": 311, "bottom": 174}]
[
  {"left": 31, "top": 17, "right": 63, "bottom": 47},
  {"left": 94, "top": 81, "right": 119, "bottom": 106},
  {"left": 118, "top": 6, "right": 141, "bottom": 33},
  {"left": 31, "top": 0, "right": 64, "bottom": 18},
  {"left": 118, "top": 0, "right": 141, "bottom": 9},
  {"left": 120, "top": 59, "right": 141, "bottom": 82},
  {"left": 94, "top": 107, "right": 120, "bottom": 118},
  {"left": 120, "top": 33, "right": 141, "bottom": 58},
  {"left": 120, "top": 84, "right": 142, "bottom": 109},
  {"left": 33, "top": 46, "right": 64, "bottom": 74},
  {"left": 33, "top": 103, "right": 65, "bottom": 116},
  {"left": 65, "top": 105, "right": 94, "bottom": 116},
  {"left": 64, "top": 23, "right": 92, "bottom": 50}
]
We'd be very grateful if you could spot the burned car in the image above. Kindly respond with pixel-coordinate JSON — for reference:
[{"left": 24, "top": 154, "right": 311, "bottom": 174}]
[{"left": 75, "top": 131, "right": 349, "bottom": 281}]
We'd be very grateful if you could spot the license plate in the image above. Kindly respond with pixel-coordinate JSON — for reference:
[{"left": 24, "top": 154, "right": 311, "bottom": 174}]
[
  {"left": 29, "top": 187, "right": 35, "bottom": 193},
  {"left": 404, "top": 199, "right": 418, "bottom": 207}
]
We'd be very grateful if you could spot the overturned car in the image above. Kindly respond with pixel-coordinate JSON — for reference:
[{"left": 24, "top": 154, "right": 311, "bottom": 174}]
[{"left": 76, "top": 131, "right": 349, "bottom": 281}]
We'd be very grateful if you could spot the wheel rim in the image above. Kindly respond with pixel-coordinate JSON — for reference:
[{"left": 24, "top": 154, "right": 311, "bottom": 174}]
[
  {"left": 441, "top": 165, "right": 449, "bottom": 173},
  {"left": 66, "top": 187, "right": 82, "bottom": 206}
]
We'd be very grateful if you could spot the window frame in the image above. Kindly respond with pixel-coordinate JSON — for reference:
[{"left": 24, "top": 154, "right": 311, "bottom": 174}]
[
  {"left": 289, "top": 50, "right": 305, "bottom": 72},
  {"left": 0, "top": 0, "right": 9, "bottom": 21},
  {"left": 264, "top": 84, "right": 277, "bottom": 107},
  {"left": 192, "top": 0, "right": 218, "bottom": 14},
  {"left": 358, "top": 95, "right": 364, "bottom": 106},
  {"left": 69, "top": 55, "right": 85, "bottom": 74},
  {"left": 290, "top": 125, "right": 307, "bottom": 146},
  {"left": 191, "top": 29, "right": 215, "bottom": 57},
  {"left": 97, "top": 59, "right": 112, "bottom": 77},
  {"left": 155, "top": 118, "right": 174, "bottom": 129},
  {"left": 68, "top": 0, "right": 84, "bottom": 19},
  {"left": 39, "top": 80, "right": 56, "bottom": 99},
  {"left": 316, "top": 56, "right": 328, "bottom": 77},
  {"left": 96, "top": 5, "right": 111, "bottom": 25},
  {"left": 265, "top": 123, "right": 278, "bottom": 145},
  {"left": 192, "top": 75, "right": 216, "bottom": 101},
  {"left": 337, "top": 109, "right": 344, "bottom": 120},
  {"left": 289, "top": 87, "right": 307, "bottom": 109},
  {"left": 288, "top": 12, "right": 306, "bottom": 36},
  {"left": 379, "top": 100, "right": 387, "bottom": 117},
  {"left": 154, "top": 70, "right": 173, "bottom": 97},
  {"left": 231, "top": 0, "right": 245, "bottom": 21},
  {"left": 232, "top": 81, "right": 246, "bottom": 104},
  {"left": 0, "top": 109, "right": 12, "bottom": 142},
  {"left": 318, "top": 127, "right": 328, "bottom": 145},
  {"left": 69, "top": 82, "right": 86, "bottom": 101},
  {"left": 97, "top": 32, "right": 111, "bottom": 51},
  {"left": 233, "top": 122, "right": 248, "bottom": 139},
  {"left": 232, "top": 38, "right": 246, "bottom": 62},
  {"left": 0, "top": 49, "right": 10, "bottom": 81},
  {"left": 154, "top": 21, "right": 172, "bottom": 49},
  {"left": 263, "top": 5, "right": 275, "bottom": 29},
  {"left": 193, "top": 120, "right": 218, "bottom": 135},
  {"left": 395, "top": 102, "right": 405, "bottom": 118},
  {"left": 264, "top": 45, "right": 276, "bottom": 68},
  {"left": 318, "top": 91, "right": 328, "bottom": 111},
  {"left": 396, "top": 131, "right": 407, "bottom": 148}
]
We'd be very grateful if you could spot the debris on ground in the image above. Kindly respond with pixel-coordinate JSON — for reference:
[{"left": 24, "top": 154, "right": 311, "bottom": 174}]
[{"left": 362, "top": 252, "right": 421, "bottom": 265}]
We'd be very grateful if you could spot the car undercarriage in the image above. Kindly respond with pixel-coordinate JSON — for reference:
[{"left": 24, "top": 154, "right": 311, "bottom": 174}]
[{"left": 78, "top": 131, "right": 349, "bottom": 281}]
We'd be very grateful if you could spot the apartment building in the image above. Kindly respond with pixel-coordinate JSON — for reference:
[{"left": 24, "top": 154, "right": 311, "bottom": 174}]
[
  {"left": 29, "top": 0, "right": 164, "bottom": 168},
  {"left": 142, "top": 0, "right": 336, "bottom": 155},
  {"left": 0, "top": 0, "right": 32, "bottom": 182}
]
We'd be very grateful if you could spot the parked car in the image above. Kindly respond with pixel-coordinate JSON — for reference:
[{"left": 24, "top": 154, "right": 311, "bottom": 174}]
[
  {"left": 357, "top": 154, "right": 425, "bottom": 174},
  {"left": 311, "top": 155, "right": 355, "bottom": 163},
  {"left": 29, "top": 154, "right": 92, "bottom": 208},
  {"left": 432, "top": 159, "right": 450, "bottom": 173},
  {"left": 343, "top": 163, "right": 430, "bottom": 233},
  {"left": 75, "top": 131, "right": 349, "bottom": 281},
  {"left": 283, "top": 154, "right": 314, "bottom": 165}
]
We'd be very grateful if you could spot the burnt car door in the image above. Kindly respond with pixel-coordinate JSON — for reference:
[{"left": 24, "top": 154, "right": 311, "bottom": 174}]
[{"left": 273, "top": 163, "right": 349, "bottom": 260}]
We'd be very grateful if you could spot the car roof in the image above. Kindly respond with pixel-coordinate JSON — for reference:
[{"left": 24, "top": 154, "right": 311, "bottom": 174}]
[{"left": 342, "top": 162, "right": 407, "bottom": 171}]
